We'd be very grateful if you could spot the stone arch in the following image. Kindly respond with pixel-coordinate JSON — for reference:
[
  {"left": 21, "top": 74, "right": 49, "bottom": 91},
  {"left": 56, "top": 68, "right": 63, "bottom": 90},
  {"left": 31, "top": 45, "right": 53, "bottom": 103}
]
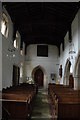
[
  {"left": 63, "top": 59, "right": 72, "bottom": 85},
  {"left": 74, "top": 51, "right": 80, "bottom": 75},
  {"left": 74, "top": 51, "right": 80, "bottom": 90},
  {"left": 31, "top": 65, "right": 46, "bottom": 88}
]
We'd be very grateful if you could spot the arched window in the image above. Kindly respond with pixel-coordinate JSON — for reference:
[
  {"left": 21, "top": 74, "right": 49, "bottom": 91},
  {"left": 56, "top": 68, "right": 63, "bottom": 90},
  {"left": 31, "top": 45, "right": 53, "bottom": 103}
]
[
  {"left": 14, "top": 32, "right": 19, "bottom": 49},
  {"left": 1, "top": 12, "right": 9, "bottom": 38},
  {"left": 20, "top": 42, "right": 24, "bottom": 56}
]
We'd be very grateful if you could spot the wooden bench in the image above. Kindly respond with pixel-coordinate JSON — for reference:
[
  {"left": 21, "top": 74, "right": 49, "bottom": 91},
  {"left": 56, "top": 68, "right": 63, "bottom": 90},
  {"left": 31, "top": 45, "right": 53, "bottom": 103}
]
[
  {"left": 58, "top": 100, "right": 80, "bottom": 119},
  {"left": 2, "top": 83, "right": 37, "bottom": 119},
  {"left": 48, "top": 83, "right": 80, "bottom": 119}
]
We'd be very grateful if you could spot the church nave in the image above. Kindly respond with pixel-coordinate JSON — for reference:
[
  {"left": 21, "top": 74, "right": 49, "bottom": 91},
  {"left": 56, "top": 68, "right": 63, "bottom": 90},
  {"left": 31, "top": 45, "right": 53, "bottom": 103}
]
[{"left": 0, "top": 2, "right": 80, "bottom": 120}]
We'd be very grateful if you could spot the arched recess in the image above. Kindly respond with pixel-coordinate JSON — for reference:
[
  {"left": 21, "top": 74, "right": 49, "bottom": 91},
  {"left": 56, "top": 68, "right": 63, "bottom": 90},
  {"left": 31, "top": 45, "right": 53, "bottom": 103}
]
[
  {"left": 69, "top": 74, "right": 74, "bottom": 88},
  {"left": 32, "top": 65, "right": 46, "bottom": 88},
  {"left": 63, "top": 59, "right": 72, "bottom": 86},
  {"left": 74, "top": 51, "right": 80, "bottom": 90}
]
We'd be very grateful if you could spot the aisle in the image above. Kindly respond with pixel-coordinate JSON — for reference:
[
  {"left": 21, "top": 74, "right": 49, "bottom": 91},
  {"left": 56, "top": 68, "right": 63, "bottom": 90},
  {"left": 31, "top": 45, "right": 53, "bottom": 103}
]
[{"left": 31, "top": 88, "right": 55, "bottom": 120}]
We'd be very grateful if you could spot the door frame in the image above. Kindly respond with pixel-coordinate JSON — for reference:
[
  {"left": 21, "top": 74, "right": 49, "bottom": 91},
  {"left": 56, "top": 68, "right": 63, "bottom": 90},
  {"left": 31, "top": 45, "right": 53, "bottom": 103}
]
[
  {"left": 34, "top": 68, "right": 44, "bottom": 87},
  {"left": 12, "top": 65, "right": 20, "bottom": 86}
]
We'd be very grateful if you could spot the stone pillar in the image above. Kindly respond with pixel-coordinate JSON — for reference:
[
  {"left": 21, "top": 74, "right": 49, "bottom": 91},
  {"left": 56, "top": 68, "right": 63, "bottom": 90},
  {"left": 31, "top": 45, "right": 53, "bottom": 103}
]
[
  {"left": 78, "top": 74, "right": 80, "bottom": 90},
  {"left": 63, "top": 76, "right": 67, "bottom": 85},
  {"left": 66, "top": 75, "right": 69, "bottom": 85},
  {"left": 74, "top": 75, "right": 79, "bottom": 90}
]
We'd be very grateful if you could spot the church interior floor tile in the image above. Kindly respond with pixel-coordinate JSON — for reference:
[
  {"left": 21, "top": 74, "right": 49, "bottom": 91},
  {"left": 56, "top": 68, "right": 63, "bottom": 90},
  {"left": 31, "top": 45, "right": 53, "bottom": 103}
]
[{"left": 30, "top": 88, "right": 56, "bottom": 120}]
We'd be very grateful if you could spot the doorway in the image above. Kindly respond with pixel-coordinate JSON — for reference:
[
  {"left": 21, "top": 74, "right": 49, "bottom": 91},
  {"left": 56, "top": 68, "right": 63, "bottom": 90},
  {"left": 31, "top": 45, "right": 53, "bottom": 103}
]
[
  {"left": 13, "top": 65, "right": 20, "bottom": 86},
  {"left": 63, "top": 59, "right": 71, "bottom": 85},
  {"left": 34, "top": 68, "right": 44, "bottom": 87},
  {"left": 69, "top": 74, "right": 74, "bottom": 88}
]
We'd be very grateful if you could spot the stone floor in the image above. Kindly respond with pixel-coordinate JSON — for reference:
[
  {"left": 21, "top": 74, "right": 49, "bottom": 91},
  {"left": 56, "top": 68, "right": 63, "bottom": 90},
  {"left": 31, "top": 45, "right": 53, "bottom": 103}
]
[{"left": 30, "top": 88, "right": 57, "bottom": 120}]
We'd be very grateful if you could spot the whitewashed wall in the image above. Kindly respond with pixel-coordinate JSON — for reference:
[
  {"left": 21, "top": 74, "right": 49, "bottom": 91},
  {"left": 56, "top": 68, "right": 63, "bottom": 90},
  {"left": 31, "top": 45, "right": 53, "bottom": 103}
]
[
  {"left": 24, "top": 44, "right": 59, "bottom": 89},
  {"left": 0, "top": 2, "right": 2, "bottom": 120},
  {"left": 1, "top": 7, "right": 25, "bottom": 88},
  {"left": 73, "top": 9, "right": 80, "bottom": 90},
  {"left": 78, "top": 9, "right": 80, "bottom": 89},
  {"left": 0, "top": 2, "right": 2, "bottom": 91},
  {"left": 59, "top": 9, "right": 79, "bottom": 85},
  {"left": 1, "top": 5, "right": 80, "bottom": 90},
  {"left": 78, "top": 9, "right": 80, "bottom": 51}
]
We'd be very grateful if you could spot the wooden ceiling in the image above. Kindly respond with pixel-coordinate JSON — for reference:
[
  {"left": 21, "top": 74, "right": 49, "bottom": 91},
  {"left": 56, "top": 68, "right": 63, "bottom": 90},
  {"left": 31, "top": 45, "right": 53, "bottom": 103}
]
[{"left": 2, "top": 2, "right": 79, "bottom": 48}]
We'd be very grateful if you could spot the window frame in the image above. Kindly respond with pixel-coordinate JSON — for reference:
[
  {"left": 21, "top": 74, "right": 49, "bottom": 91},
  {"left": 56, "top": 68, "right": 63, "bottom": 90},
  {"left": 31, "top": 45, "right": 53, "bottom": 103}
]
[
  {"left": 1, "top": 12, "right": 9, "bottom": 38},
  {"left": 14, "top": 32, "right": 19, "bottom": 50}
]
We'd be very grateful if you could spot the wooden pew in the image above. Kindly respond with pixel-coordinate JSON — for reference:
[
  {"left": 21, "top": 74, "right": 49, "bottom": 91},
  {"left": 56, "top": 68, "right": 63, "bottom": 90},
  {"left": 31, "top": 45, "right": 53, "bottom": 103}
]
[
  {"left": 58, "top": 100, "right": 80, "bottom": 119},
  {"left": 2, "top": 93, "right": 30, "bottom": 119},
  {"left": 2, "top": 83, "right": 37, "bottom": 119},
  {"left": 48, "top": 83, "right": 80, "bottom": 120}
]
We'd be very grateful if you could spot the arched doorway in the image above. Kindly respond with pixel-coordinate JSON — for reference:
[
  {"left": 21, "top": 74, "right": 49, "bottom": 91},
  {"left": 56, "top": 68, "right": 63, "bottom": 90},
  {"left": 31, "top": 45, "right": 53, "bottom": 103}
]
[
  {"left": 34, "top": 68, "right": 43, "bottom": 87},
  {"left": 63, "top": 59, "right": 72, "bottom": 85},
  {"left": 13, "top": 65, "right": 20, "bottom": 86},
  {"left": 69, "top": 74, "right": 74, "bottom": 88}
]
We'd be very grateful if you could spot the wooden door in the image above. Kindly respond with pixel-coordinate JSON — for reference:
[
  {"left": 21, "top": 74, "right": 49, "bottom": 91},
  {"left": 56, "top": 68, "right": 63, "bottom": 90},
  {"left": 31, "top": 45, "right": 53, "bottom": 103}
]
[
  {"left": 69, "top": 75, "right": 74, "bottom": 88},
  {"left": 13, "top": 65, "right": 20, "bottom": 86},
  {"left": 34, "top": 68, "right": 43, "bottom": 87}
]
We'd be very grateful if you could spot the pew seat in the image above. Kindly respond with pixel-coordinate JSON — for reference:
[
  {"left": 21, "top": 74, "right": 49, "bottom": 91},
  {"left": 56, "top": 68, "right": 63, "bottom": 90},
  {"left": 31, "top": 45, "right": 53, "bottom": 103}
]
[
  {"left": 2, "top": 83, "right": 37, "bottom": 119},
  {"left": 48, "top": 83, "right": 80, "bottom": 120}
]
